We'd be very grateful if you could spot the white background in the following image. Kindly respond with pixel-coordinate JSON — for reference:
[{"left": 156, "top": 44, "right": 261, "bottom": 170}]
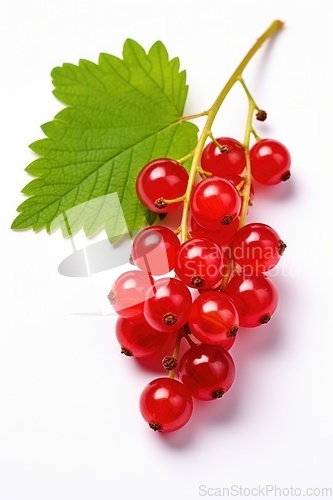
[{"left": 1, "top": 1, "right": 332, "bottom": 499}]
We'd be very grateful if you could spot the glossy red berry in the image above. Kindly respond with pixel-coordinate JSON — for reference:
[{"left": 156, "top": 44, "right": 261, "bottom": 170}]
[
  {"left": 188, "top": 291, "right": 239, "bottom": 345},
  {"left": 201, "top": 137, "right": 246, "bottom": 176},
  {"left": 175, "top": 237, "right": 224, "bottom": 289},
  {"left": 108, "top": 270, "right": 153, "bottom": 322},
  {"left": 191, "top": 177, "right": 241, "bottom": 230},
  {"left": 115, "top": 317, "right": 167, "bottom": 357},
  {"left": 144, "top": 277, "right": 192, "bottom": 333},
  {"left": 179, "top": 344, "right": 235, "bottom": 400},
  {"left": 140, "top": 377, "right": 193, "bottom": 432},
  {"left": 231, "top": 222, "right": 286, "bottom": 274},
  {"left": 131, "top": 225, "right": 180, "bottom": 275},
  {"left": 250, "top": 139, "right": 291, "bottom": 185},
  {"left": 136, "top": 158, "right": 188, "bottom": 212},
  {"left": 225, "top": 274, "right": 278, "bottom": 327}
]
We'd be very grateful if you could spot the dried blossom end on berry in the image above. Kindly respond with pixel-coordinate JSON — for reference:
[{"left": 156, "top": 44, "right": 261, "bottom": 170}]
[
  {"left": 278, "top": 240, "right": 287, "bottom": 256},
  {"left": 211, "top": 388, "right": 225, "bottom": 399},
  {"left": 154, "top": 197, "right": 167, "bottom": 209},
  {"left": 281, "top": 171, "right": 291, "bottom": 182},
  {"left": 149, "top": 422, "right": 162, "bottom": 432},
  {"left": 222, "top": 215, "right": 233, "bottom": 226},
  {"left": 162, "top": 313, "right": 177, "bottom": 326},
  {"left": 162, "top": 356, "right": 178, "bottom": 371},
  {"left": 259, "top": 313, "right": 271, "bottom": 324},
  {"left": 107, "top": 290, "right": 116, "bottom": 305},
  {"left": 227, "top": 326, "right": 238, "bottom": 338},
  {"left": 191, "top": 275, "right": 205, "bottom": 288},
  {"left": 121, "top": 346, "right": 133, "bottom": 356}
]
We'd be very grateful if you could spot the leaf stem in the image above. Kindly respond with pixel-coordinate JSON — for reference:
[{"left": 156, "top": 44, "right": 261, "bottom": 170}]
[
  {"left": 179, "top": 110, "right": 209, "bottom": 122},
  {"left": 179, "top": 20, "right": 284, "bottom": 243}
]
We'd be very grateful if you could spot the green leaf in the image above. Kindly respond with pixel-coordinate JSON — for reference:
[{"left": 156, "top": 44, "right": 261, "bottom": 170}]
[{"left": 12, "top": 39, "right": 198, "bottom": 240}]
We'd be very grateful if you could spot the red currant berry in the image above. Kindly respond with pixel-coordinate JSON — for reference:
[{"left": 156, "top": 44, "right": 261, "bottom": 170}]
[
  {"left": 136, "top": 158, "right": 188, "bottom": 212},
  {"left": 188, "top": 291, "right": 239, "bottom": 345},
  {"left": 140, "top": 377, "right": 193, "bottom": 432},
  {"left": 144, "top": 277, "right": 192, "bottom": 333},
  {"left": 175, "top": 237, "right": 223, "bottom": 289},
  {"left": 191, "top": 177, "right": 241, "bottom": 230},
  {"left": 225, "top": 274, "right": 278, "bottom": 327},
  {"left": 201, "top": 137, "right": 246, "bottom": 176},
  {"left": 190, "top": 215, "right": 239, "bottom": 247},
  {"left": 108, "top": 270, "right": 153, "bottom": 322},
  {"left": 115, "top": 317, "right": 167, "bottom": 357},
  {"left": 131, "top": 225, "right": 180, "bottom": 275},
  {"left": 250, "top": 139, "right": 291, "bottom": 185},
  {"left": 179, "top": 344, "right": 235, "bottom": 400},
  {"left": 231, "top": 222, "right": 286, "bottom": 274}
]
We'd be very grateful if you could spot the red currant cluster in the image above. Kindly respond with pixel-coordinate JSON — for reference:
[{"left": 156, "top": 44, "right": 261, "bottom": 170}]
[{"left": 108, "top": 135, "right": 291, "bottom": 433}]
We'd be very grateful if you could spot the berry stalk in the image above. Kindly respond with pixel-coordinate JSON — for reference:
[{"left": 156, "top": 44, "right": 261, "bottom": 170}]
[
  {"left": 168, "top": 329, "right": 182, "bottom": 379},
  {"left": 238, "top": 100, "right": 254, "bottom": 229},
  {"left": 180, "top": 20, "right": 284, "bottom": 243}
]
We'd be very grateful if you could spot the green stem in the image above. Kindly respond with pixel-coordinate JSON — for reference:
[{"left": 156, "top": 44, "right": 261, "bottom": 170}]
[
  {"left": 180, "top": 20, "right": 283, "bottom": 243},
  {"left": 164, "top": 195, "right": 186, "bottom": 205},
  {"left": 207, "top": 132, "right": 228, "bottom": 151},
  {"left": 238, "top": 77, "right": 259, "bottom": 109},
  {"left": 251, "top": 128, "right": 261, "bottom": 141},
  {"left": 238, "top": 100, "right": 255, "bottom": 228},
  {"left": 197, "top": 166, "right": 212, "bottom": 178},
  {"left": 177, "top": 151, "right": 195, "bottom": 164},
  {"left": 220, "top": 101, "right": 255, "bottom": 291}
]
